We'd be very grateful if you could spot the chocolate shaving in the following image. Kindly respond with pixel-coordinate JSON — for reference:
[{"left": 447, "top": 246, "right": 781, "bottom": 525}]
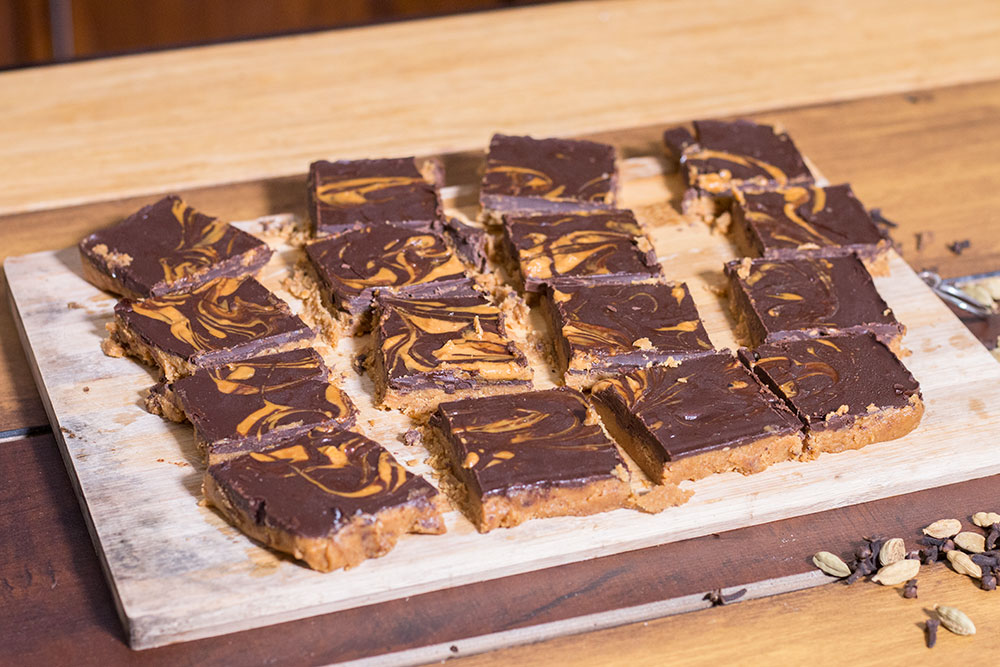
[
  {"left": 703, "top": 587, "right": 747, "bottom": 606},
  {"left": 903, "top": 578, "right": 918, "bottom": 599},
  {"left": 947, "top": 239, "right": 971, "bottom": 255},
  {"left": 401, "top": 429, "right": 422, "bottom": 447},
  {"left": 351, "top": 351, "right": 368, "bottom": 376},
  {"left": 926, "top": 618, "right": 939, "bottom": 648}
]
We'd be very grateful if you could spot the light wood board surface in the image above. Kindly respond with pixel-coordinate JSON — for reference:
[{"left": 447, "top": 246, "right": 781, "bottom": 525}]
[
  {"left": 3, "top": 0, "right": 1000, "bottom": 216},
  {"left": 7, "top": 153, "right": 1000, "bottom": 651}
]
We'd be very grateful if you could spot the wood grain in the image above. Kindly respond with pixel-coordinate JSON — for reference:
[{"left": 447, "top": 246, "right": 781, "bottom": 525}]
[
  {"left": 3, "top": 0, "right": 1000, "bottom": 215},
  {"left": 8, "top": 151, "right": 1000, "bottom": 648}
]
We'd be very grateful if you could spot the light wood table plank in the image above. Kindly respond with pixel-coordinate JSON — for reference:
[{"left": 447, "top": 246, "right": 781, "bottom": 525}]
[{"left": 2, "top": 0, "right": 1000, "bottom": 215}]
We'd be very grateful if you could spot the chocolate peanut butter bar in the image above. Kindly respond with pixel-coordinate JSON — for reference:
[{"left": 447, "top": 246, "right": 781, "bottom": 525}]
[
  {"left": 724, "top": 255, "right": 904, "bottom": 352},
  {"left": 591, "top": 353, "right": 803, "bottom": 503},
  {"left": 148, "top": 348, "right": 358, "bottom": 462},
  {"left": 308, "top": 158, "right": 442, "bottom": 237},
  {"left": 480, "top": 134, "right": 618, "bottom": 224},
  {"left": 79, "top": 195, "right": 273, "bottom": 299},
  {"left": 104, "top": 276, "right": 313, "bottom": 381},
  {"left": 499, "top": 209, "right": 662, "bottom": 295},
  {"left": 304, "top": 223, "right": 470, "bottom": 332},
  {"left": 740, "top": 334, "right": 923, "bottom": 456},
  {"left": 428, "top": 387, "right": 631, "bottom": 532},
  {"left": 204, "top": 427, "right": 446, "bottom": 572},
  {"left": 731, "top": 184, "right": 890, "bottom": 275},
  {"left": 370, "top": 280, "right": 533, "bottom": 416},
  {"left": 540, "top": 280, "right": 714, "bottom": 389},
  {"left": 434, "top": 217, "right": 490, "bottom": 272},
  {"left": 664, "top": 119, "right": 814, "bottom": 217}
]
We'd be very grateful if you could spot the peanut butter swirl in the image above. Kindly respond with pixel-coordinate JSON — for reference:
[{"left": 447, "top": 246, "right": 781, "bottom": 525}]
[
  {"left": 116, "top": 276, "right": 311, "bottom": 365},
  {"left": 79, "top": 195, "right": 271, "bottom": 298},
  {"left": 503, "top": 210, "right": 662, "bottom": 292},
  {"left": 431, "top": 387, "right": 626, "bottom": 497},
  {"left": 208, "top": 427, "right": 440, "bottom": 538},
  {"left": 736, "top": 184, "right": 884, "bottom": 256},
  {"left": 306, "top": 224, "right": 468, "bottom": 314},
  {"left": 545, "top": 281, "right": 713, "bottom": 373},
  {"left": 591, "top": 353, "right": 801, "bottom": 461},
  {"left": 308, "top": 158, "right": 441, "bottom": 236},
  {"left": 172, "top": 348, "right": 357, "bottom": 454},
  {"left": 480, "top": 134, "right": 617, "bottom": 214},
  {"left": 740, "top": 334, "right": 921, "bottom": 432},
  {"left": 374, "top": 281, "right": 532, "bottom": 391}
]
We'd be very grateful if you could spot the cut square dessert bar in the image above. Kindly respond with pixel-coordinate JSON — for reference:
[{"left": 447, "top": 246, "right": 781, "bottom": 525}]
[
  {"left": 104, "top": 276, "right": 313, "bottom": 381},
  {"left": 308, "top": 158, "right": 442, "bottom": 237},
  {"left": 540, "top": 280, "right": 714, "bottom": 389},
  {"left": 730, "top": 184, "right": 890, "bottom": 275},
  {"left": 724, "top": 255, "right": 903, "bottom": 352},
  {"left": 147, "top": 348, "right": 358, "bottom": 463},
  {"left": 664, "top": 119, "right": 814, "bottom": 216},
  {"left": 79, "top": 195, "right": 273, "bottom": 299},
  {"left": 370, "top": 280, "right": 533, "bottom": 415},
  {"left": 204, "top": 427, "right": 446, "bottom": 572},
  {"left": 739, "top": 334, "right": 923, "bottom": 456},
  {"left": 428, "top": 387, "right": 631, "bottom": 532},
  {"left": 591, "top": 352, "right": 804, "bottom": 501},
  {"left": 304, "top": 223, "right": 470, "bottom": 332},
  {"left": 500, "top": 209, "right": 662, "bottom": 295},
  {"left": 480, "top": 133, "right": 618, "bottom": 224}
]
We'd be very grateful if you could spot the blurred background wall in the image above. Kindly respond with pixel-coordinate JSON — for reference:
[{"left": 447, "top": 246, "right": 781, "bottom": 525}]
[{"left": 0, "top": 0, "right": 557, "bottom": 68}]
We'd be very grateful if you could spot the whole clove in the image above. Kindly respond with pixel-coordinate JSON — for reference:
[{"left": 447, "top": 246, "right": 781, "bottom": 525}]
[
  {"left": 926, "top": 618, "right": 940, "bottom": 648},
  {"left": 947, "top": 239, "right": 971, "bottom": 255},
  {"left": 980, "top": 572, "right": 996, "bottom": 592},
  {"left": 903, "top": 579, "right": 918, "bottom": 598},
  {"left": 845, "top": 559, "right": 875, "bottom": 584},
  {"left": 920, "top": 546, "right": 939, "bottom": 564},
  {"left": 704, "top": 587, "right": 747, "bottom": 606},
  {"left": 986, "top": 523, "right": 1000, "bottom": 551}
]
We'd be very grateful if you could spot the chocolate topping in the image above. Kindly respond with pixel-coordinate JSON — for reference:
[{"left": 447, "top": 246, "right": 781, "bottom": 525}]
[
  {"left": 308, "top": 158, "right": 442, "bottom": 236},
  {"left": 542, "top": 280, "right": 713, "bottom": 375},
  {"left": 373, "top": 280, "right": 532, "bottom": 395},
  {"left": 79, "top": 195, "right": 272, "bottom": 299},
  {"left": 431, "top": 387, "right": 626, "bottom": 497},
  {"left": 501, "top": 209, "right": 662, "bottom": 293},
  {"left": 207, "top": 427, "right": 440, "bottom": 539},
  {"left": 435, "top": 217, "right": 490, "bottom": 272},
  {"left": 591, "top": 352, "right": 802, "bottom": 461},
  {"left": 171, "top": 348, "right": 358, "bottom": 456},
  {"left": 734, "top": 184, "right": 885, "bottom": 258},
  {"left": 305, "top": 223, "right": 468, "bottom": 315},
  {"left": 725, "top": 255, "right": 902, "bottom": 347},
  {"left": 480, "top": 134, "right": 618, "bottom": 215},
  {"left": 740, "top": 333, "right": 921, "bottom": 432},
  {"left": 115, "top": 276, "right": 312, "bottom": 368}
]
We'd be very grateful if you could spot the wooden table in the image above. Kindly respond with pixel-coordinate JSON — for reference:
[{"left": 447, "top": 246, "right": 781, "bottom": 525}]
[{"left": 3, "top": 1, "right": 1000, "bottom": 663}]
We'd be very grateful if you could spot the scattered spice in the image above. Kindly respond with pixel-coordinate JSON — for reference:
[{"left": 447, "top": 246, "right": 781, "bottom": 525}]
[
  {"left": 401, "top": 429, "right": 422, "bottom": 447},
  {"left": 704, "top": 588, "right": 747, "bottom": 607},
  {"left": 947, "top": 239, "right": 971, "bottom": 255},
  {"left": 986, "top": 523, "right": 1000, "bottom": 551},
  {"left": 947, "top": 550, "right": 982, "bottom": 579},
  {"left": 871, "top": 558, "right": 920, "bottom": 585},
  {"left": 82, "top": 386, "right": 90, "bottom": 393},
  {"left": 923, "top": 519, "right": 961, "bottom": 539},
  {"left": 971, "top": 511, "right": 1000, "bottom": 528},
  {"left": 879, "top": 537, "right": 906, "bottom": 566},
  {"left": 925, "top": 618, "right": 939, "bottom": 648},
  {"left": 902, "top": 578, "right": 918, "bottom": 598},
  {"left": 935, "top": 605, "right": 976, "bottom": 636},
  {"left": 914, "top": 231, "right": 934, "bottom": 251},
  {"left": 813, "top": 551, "right": 851, "bottom": 578},
  {"left": 954, "top": 531, "right": 986, "bottom": 554},
  {"left": 980, "top": 572, "right": 997, "bottom": 591}
]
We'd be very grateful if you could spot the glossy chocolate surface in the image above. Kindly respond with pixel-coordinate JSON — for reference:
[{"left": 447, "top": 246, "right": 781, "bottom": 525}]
[
  {"left": 208, "top": 427, "right": 440, "bottom": 538},
  {"left": 480, "top": 134, "right": 617, "bottom": 214},
  {"left": 435, "top": 217, "right": 489, "bottom": 272},
  {"left": 735, "top": 184, "right": 885, "bottom": 258},
  {"left": 740, "top": 333, "right": 921, "bottom": 432},
  {"left": 591, "top": 352, "right": 802, "bottom": 461},
  {"left": 172, "top": 348, "right": 357, "bottom": 455},
  {"left": 431, "top": 387, "right": 626, "bottom": 497},
  {"left": 373, "top": 280, "right": 532, "bottom": 394},
  {"left": 664, "top": 119, "right": 813, "bottom": 194},
  {"left": 502, "top": 210, "right": 662, "bottom": 293},
  {"left": 725, "top": 255, "right": 901, "bottom": 346},
  {"left": 543, "top": 281, "right": 713, "bottom": 375},
  {"left": 116, "top": 276, "right": 312, "bottom": 367},
  {"left": 308, "top": 158, "right": 441, "bottom": 236},
  {"left": 306, "top": 224, "right": 468, "bottom": 315},
  {"left": 79, "top": 195, "right": 271, "bottom": 298}
]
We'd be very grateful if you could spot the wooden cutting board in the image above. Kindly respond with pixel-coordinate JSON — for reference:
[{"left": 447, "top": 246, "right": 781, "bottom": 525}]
[{"left": 7, "top": 151, "right": 1000, "bottom": 651}]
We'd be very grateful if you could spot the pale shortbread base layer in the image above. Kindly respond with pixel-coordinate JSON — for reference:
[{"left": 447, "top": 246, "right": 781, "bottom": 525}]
[
  {"left": 801, "top": 395, "right": 924, "bottom": 458},
  {"left": 203, "top": 473, "right": 447, "bottom": 573},
  {"left": 377, "top": 381, "right": 533, "bottom": 422},
  {"left": 425, "top": 424, "right": 630, "bottom": 533},
  {"left": 592, "top": 398, "right": 805, "bottom": 492},
  {"left": 102, "top": 315, "right": 313, "bottom": 382}
]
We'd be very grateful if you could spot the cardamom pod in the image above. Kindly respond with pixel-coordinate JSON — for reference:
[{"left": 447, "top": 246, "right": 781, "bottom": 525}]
[
  {"left": 878, "top": 537, "right": 906, "bottom": 566},
  {"left": 871, "top": 558, "right": 920, "bottom": 585},
  {"left": 922, "top": 518, "right": 962, "bottom": 539},
  {"left": 813, "top": 551, "right": 851, "bottom": 578},
  {"left": 971, "top": 511, "right": 1000, "bottom": 528},
  {"left": 954, "top": 531, "right": 986, "bottom": 554},
  {"left": 947, "top": 550, "right": 983, "bottom": 579},
  {"left": 935, "top": 605, "right": 976, "bottom": 636}
]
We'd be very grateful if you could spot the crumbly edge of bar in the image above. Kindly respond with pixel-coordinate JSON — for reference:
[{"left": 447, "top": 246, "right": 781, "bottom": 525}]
[
  {"left": 282, "top": 258, "right": 355, "bottom": 342},
  {"left": 378, "top": 380, "right": 534, "bottom": 423},
  {"left": 143, "top": 383, "right": 187, "bottom": 423},
  {"left": 201, "top": 414, "right": 360, "bottom": 466},
  {"left": 203, "top": 472, "right": 447, "bottom": 572},
  {"left": 79, "top": 250, "right": 143, "bottom": 299},
  {"left": 724, "top": 273, "right": 766, "bottom": 348},
  {"left": 801, "top": 394, "right": 924, "bottom": 459}
]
